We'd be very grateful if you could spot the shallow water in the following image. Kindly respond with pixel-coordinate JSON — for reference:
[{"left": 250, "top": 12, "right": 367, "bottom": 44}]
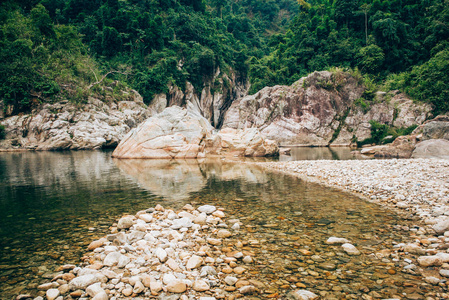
[{"left": 0, "top": 151, "right": 431, "bottom": 299}]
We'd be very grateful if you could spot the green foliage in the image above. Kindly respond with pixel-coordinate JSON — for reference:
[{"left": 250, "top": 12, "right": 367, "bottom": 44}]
[
  {"left": 248, "top": 0, "right": 449, "bottom": 114},
  {"left": 0, "top": 124, "right": 5, "bottom": 139},
  {"left": 356, "top": 44, "right": 384, "bottom": 74},
  {"left": 388, "top": 50, "right": 449, "bottom": 114},
  {"left": 357, "top": 121, "right": 419, "bottom": 147}
]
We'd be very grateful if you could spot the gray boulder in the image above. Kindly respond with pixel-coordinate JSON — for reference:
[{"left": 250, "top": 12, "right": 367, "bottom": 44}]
[{"left": 411, "top": 139, "right": 449, "bottom": 159}]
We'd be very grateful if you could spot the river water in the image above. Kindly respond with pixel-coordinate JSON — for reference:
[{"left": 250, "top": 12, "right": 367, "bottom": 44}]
[{"left": 0, "top": 150, "right": 431, "bottom": 299}]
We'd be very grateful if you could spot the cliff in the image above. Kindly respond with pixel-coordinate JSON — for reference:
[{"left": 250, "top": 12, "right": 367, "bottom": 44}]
[{"left": 222, "top": 71, "right": 433, "bottom": 146}]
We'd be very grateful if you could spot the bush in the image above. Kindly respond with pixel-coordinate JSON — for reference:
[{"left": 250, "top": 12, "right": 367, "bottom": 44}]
[{"left": 387, "top": 50, "right": 449, "bottom": 114}]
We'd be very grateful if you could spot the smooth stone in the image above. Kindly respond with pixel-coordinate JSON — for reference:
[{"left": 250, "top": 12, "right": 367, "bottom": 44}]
[
  {"left": 163, "top": 273, "right": 177, "bottom": 285},
  {"left": 289, "top": 289, "right": 319, "bottom": 300},
  {"left": 192, "top": 280, "right": 210, "bottom": 291},
  {"left": 207, "top": 238, "right": 221, "bottom": 246},
  {"left": 117, "top": 217, "right": 134, "bottom": 229},
  {"left": 46, "top": 289, "right": 59, "bottom": 300},
  {"left": 86, "top": 283, "right": 104, "bottom": 297},
  {"left": 88, "top": 238, "right": 106, "bottom": 251},
  {"left": 440, "top": 269, "right": 449, "bottom": 277},
  {"left": 224, "top": 276, "right": 238, "bottom": 286},
  {"left": 197, "top": 205, "right": 216, "bottom": 214},
  {"left": 326, "top": 237, "right": 350, "bottom": 244},
  {"left": 38, "top": 283, "right": 54, "bottom": 291},
  {"left": 194, "top": 213, "right": 207, "bottom": 225},
  {"left": 424, "top": 276, "right": 441, "bottom": 285},
  {"left": 92, "top": 292, "right": 108, "bottom": 300},
  {"left": 69, "top": 274, "right": 100, "bottom": 290},
  {"left": 417, "top": 255, "right": 443, "bottom": 267},
  {"left": 341, "top": 243, "right": 361, "bottom": 255},
  {"left": 404, "top": 244, "right": 426, "bottom": 255},
  {"left": 103, "top": 252, "right": 122, "bottom": 266},
  {"left": 200, "top": 266, "right": 217, "bottom": 276},
  {"left": 133, "top": 280, "right": 145, "bottom": 294},
  {"left": 155, "top": 247, "right": 168, "bottom": 263},
  {"left": 122, "top": 287, "right": 133, "bottom": 296},
  {"left": 166, "top": 258, "right": 182, "bottom": 272},
  {"left": 217, "top": 229, "right": 232, "bottom": 238},
  {"left": 150, "top": 281, "right": 163, "bottom": 293},
  {"left": 166, "top": 280, "right": 187, "bottom": 293},
  {"left": 117, "top": 255, "right": 130, "bottom": 268},
  {"left": 234, "top": 267, "right": 246, "bottom": 274},
  {"left": 171, "top": 217, "right": 192, "bottom": 229},
  {"left": 238, "top": 285, "right": 256, "bottom": 294},
  {"left": 139, "top": 213, "right": 153, "bottom": 223},
  {"left": 242, "top": 256, "right": 253, "bottom": 264},
  {"left": 186, "top": 255, "right": 203, "bottom": 270}
]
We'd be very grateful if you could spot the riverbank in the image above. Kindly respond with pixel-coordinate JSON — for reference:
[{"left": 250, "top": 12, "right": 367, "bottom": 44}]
[{"left": 258, "top": 159, "right": 449, "bottom": 228}]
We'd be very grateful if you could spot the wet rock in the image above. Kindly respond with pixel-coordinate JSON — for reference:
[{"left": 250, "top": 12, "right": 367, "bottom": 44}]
[
  {"left": 238, "top": 285, "right": 257, "bottom": 294},
  {"left": 404, "top": 244, "right": 426, "bottom": 255},
  {"left": 217, "top": 229, "right": 232, "bottom": 238},
  {"left": 46, "top": 289, "right": 59, "bottom": 300},
  {"left": 88, "top": 238, "right": 106, "bottom": 251},
  {"left": 224, "top": 276, "right": 238, "bottom": 286},
  {"left": 440, "top": 269, "right": 449, "bottom": 277},
  {"left": 117, "top": 216, "right": 134, "bottom": 229},
  {"left": 424, "top": 276, "right": 440, "bottom": 285},
  {"left": 342, "top": 243, "right": 361, "bottom": 255},
  {"left": 326, "top": 237, "right": 350, "bottom": 244},
  {"left": 417, "top": 256, "right": 443, "bottom": 267},
  {"left": 288, "top": 290, "right": 319, "bottom": 300}
]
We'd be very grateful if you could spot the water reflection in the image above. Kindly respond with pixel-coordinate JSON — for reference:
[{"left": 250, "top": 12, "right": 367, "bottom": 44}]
[
  {"left": 114, "top": 158, "right": 269, "bottom": 200},
  {"left": 279, "top": 146, "right": 370, "bottom": 161}
]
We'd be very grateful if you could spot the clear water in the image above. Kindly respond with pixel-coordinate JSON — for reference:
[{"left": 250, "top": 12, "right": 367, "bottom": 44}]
[{"left": 0, "top": 151, "right": 434, "bottom": 299}]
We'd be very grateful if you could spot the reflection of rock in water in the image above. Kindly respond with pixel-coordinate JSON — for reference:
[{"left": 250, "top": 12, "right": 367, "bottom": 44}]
[
  {"left": 114, "top": 159, "right": 207, "bottom": 200},
  {"left": 114, "top": 158, "right": 270, "bottom": 200}
]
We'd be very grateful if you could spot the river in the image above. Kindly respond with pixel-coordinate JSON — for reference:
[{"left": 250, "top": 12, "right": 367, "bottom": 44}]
[{"left": 0, "top": 150, "right": 427, "bottom": 299}]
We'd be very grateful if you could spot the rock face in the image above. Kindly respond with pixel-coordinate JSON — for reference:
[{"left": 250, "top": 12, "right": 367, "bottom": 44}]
[
  {"left": 0, "top": 93, "right": 150, "bottom": 150},
  {"left": 222, "top": 71, "right": 432, "bottom": 146},
  {"left": 112, "top": 105, "right": 213, "bottom": 159},
  {"left": 149, "top": 69, "right": 249, "bottom": 128},
  {"left": 112, "top": 105, "right": 278, "bottom": 159},
  {"left": 206, "top": 128, "right": 278, "bottom": 157}
]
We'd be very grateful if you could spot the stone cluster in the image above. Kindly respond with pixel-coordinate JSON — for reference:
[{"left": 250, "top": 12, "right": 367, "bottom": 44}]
[
  {"left": 29, "top": 204, "right": 314, "bottom": 300},
  {"left": 262, "top": 158, "right": 449, "bottom": 292}
]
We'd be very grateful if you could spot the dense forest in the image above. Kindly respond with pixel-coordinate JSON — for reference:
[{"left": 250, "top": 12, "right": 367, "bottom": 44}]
[{"left": 0, "top": 0, "right": 448, "bottom": 115}]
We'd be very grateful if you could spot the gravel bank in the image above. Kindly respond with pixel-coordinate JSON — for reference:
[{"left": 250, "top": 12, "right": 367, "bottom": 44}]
[{"left": 259, "top": 159, "right": 449, "bottom": 227}]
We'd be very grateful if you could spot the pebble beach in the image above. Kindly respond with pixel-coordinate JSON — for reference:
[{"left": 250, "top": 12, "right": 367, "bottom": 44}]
[{"left": 260, "top": 158, "right": 449, "bottom": 228}]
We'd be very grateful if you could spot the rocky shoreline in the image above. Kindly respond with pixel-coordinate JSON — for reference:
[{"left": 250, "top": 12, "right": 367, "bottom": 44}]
[
  {"left": 257, "top": 158, "right": 449, "bottom": 296},
  {"left": 24, "top": 204, "right": 318, "bottom": 300}
]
